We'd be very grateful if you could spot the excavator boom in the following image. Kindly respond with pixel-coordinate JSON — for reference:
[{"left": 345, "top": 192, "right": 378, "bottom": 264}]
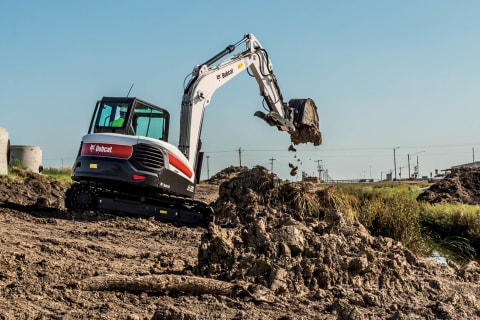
[{"left": 178, "top": 34, "right": 321, "bottom": 170}]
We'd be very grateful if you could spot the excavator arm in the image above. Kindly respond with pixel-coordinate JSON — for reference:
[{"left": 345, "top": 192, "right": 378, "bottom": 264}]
[{"left": 178, "top": 34, "right": 321, "bottom": 169}]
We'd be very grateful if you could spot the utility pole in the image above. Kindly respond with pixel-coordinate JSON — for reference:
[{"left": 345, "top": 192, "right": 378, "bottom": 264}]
[
  {"left": 238, "top": 147, "right": 242, "bottom": 166},
  {"left": 409, "top": 151, "right": 425, "bottom": 179},
  {"left": 416, "top": 156, "right": 419, "bottom": 178},
  {"left": 393, "top": 147, "right": 399, "bottom": 181},
  {"left": 314, "top": 160, "right": 323, "bottom": 181},
  {"left": 473, "top": 147, "right": 475, "bottom": 166},
  {"left": 269, "top": 157, "right": 276, "bottom": 174},
  {"left": 407, "top": 154, "right": 411, "bottom": 179}
]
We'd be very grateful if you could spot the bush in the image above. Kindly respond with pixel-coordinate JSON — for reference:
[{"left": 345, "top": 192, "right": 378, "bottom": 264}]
[{"left": 353, "top": 187, "right": 424, "bottom": 251}]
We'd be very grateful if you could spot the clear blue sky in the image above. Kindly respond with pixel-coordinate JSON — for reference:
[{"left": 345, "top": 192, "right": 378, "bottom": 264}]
[{"left": 1, "top": 1, "right": 480, "bottom": 181}]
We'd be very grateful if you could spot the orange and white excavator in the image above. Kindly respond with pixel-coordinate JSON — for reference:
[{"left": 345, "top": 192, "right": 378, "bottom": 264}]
[{"left": 65, "top": 33, "right": 321, "bottom": 226}]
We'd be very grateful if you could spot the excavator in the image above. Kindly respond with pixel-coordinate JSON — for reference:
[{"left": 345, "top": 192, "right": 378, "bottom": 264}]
[{"left": 65, "top": 34, "right": 322, "bottom": 226}]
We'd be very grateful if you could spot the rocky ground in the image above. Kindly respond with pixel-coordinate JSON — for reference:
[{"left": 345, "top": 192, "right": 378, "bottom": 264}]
[{"left": 0, "top": 166, "right": 479, "bottom": 319}]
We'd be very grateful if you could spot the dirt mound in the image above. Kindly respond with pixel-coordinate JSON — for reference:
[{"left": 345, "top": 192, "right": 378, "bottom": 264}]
[
  {"left": 0, "top": 167, "right": 69, "bottom": 208},
  {"left": 196, "top": 167, "right": 480, "bottom": 318},
  {"left": 206, "top": 165, "right": 249, "bottom": 184},
  {"left": 417, "top": 167, "right": 480, "bottom": 204}
]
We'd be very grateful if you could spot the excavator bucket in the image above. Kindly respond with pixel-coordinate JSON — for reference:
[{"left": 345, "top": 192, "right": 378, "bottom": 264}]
[{"left": 289, "top": 98, "right": 322, "bottom": 146}]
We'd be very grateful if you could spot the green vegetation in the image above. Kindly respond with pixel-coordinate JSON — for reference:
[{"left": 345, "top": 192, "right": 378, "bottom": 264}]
[
  {"left": 335, "top": 183, "right": 480, "bottom": 263},
  {"left": 340, "top": 184, "right": 425, "bottom": 252},
  {"left": 420, "top": 203, "right": 480, "bottom": 262},
  {"left": 41, "top": 167, "right": 72, "bottom": 181},
  {"left": 1, "top": 165, "right": 72, "bottom": 182}
]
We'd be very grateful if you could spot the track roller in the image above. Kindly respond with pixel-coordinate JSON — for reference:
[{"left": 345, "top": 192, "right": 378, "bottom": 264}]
[{"left": 65, "top": 183, "right": 98, "bottom": 212}]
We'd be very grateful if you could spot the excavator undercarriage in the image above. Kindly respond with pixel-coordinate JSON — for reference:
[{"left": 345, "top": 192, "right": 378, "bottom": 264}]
[{"left": 65, "top": 182, "right": 213, "bottom": 227}]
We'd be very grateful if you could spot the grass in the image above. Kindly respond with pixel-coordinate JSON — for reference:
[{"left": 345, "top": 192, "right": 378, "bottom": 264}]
[
  {"left": 340, "top": 184, "right": 426, "bottom": 252},
  {"left": 420, "top": 203, "right": 480, "bottom": 262},
  {"left": 1, "top": 165, "right": 72, "bottom": 182},
  {"left": 41, "top": 167, "right": 72, "bottom": 181}
]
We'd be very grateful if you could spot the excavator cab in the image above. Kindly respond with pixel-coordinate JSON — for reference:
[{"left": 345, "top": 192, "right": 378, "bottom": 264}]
[{"left": 89, "top": 97, "right": 170, "bottom": 142}]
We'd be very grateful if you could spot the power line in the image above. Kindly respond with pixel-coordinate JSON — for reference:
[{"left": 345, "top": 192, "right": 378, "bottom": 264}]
[{"left": 204, "top": 142, "right": 480, "bottom": 154}]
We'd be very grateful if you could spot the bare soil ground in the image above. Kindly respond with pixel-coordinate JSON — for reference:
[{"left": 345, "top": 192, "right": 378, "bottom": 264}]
[{"left": 0, "top": 167, "right": 479, "bottom": 319}]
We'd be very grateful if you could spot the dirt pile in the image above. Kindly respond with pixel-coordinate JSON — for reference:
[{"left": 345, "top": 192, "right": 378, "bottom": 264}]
[
  {"left": 417, "top": 167, "right": 480, "bottom": 204},
  {"left": 0, "top": 167, "right": 69, "bottom": 208},
  {"left": 207, "top": 165, "right": 249, "bottom": 184},
  {"left": 197, "top": 166, "right": 480, "bottom": 318}
]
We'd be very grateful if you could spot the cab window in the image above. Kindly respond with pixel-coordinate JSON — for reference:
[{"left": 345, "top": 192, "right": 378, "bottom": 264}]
[
  {"left": 93, "top": 102, "right": 130, "bottom": 129},
  {"left": 133, "top": 102, "right": 168, "bottom": 141}
]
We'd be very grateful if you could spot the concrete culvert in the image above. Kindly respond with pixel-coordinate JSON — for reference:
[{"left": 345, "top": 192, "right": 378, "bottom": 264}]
[
  {"left": 9, "top": 145, "right": 43, "bottom": 173},
  {"left": 0, "top": 128, "right": 8, "bottom": 175}
]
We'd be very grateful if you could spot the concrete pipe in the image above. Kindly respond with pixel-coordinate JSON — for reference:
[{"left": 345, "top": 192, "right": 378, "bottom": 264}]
[
  {"left": 9, "top": 145, "right": 43, "bottom": 173},
  {"left": 0, "top": 128, "right": 8, "bottom": 175}
]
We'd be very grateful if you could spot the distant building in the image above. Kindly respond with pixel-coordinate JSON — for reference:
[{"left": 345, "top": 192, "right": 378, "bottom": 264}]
[
  {"left": 386, "top": 172, "right": 393, "bottom": 181},
  {"left": 304, "top": 176, "right": 320, "bottom": 183}
]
